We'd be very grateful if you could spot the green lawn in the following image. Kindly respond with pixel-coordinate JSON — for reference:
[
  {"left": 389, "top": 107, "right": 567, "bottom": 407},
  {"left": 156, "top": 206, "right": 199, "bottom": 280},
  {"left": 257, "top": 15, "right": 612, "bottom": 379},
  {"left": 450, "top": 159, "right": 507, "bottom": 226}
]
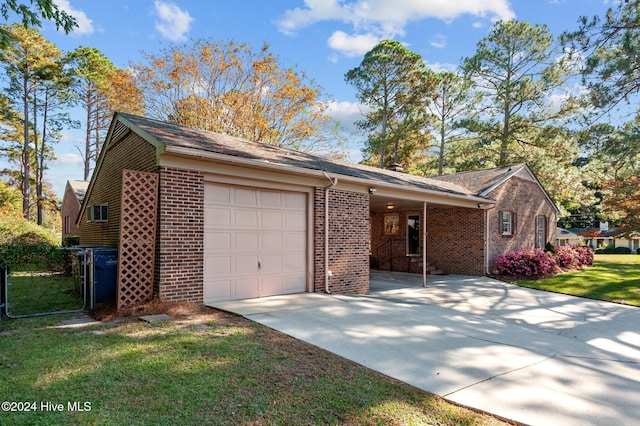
[
  {"left": 0, "top": 307, "right": 508, "bottom": 426},
  {"left": 510, "top": 254, "right": 640, "bottom": 306},
  {"left": 5, "top": 271, "right": 83, "bottom": 317}
]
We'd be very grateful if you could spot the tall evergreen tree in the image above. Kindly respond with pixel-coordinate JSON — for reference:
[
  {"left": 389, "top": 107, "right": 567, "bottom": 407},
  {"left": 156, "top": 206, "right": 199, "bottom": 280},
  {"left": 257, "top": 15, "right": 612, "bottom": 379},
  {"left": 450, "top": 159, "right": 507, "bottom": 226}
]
[{"left": 345, "top": 40, "right": 433, "bottom": 169}]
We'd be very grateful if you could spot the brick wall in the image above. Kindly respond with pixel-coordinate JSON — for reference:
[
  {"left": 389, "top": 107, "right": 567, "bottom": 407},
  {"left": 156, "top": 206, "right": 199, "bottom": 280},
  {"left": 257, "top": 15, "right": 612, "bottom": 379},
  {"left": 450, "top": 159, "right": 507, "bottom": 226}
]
[
  {"left": 78, "top": 133, "right": 157, "bottom": 247},
  {"left": 156, "top": 167, "right": 204, "bottom": 302},
  {"left": 487, "top": 177, "right": 558, "bottom": 272},
  {"left": 427, "top": 206, "right": 485, "bottom": 276},
  {"left": 314, "top": 188, "right": 369, "bottom": 294},
  {"left": 61, "top": 185, "right": 80, "bottom": 241},
  {"left": 370, "top": 206, "right": 485, "bottom": 276}
]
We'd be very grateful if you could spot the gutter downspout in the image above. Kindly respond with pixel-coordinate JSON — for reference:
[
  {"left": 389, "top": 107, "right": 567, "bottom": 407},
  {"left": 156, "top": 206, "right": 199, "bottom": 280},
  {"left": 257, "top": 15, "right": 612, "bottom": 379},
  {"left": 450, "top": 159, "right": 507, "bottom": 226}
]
[
  {"left": 423, "top": 201, "right": 427, "bottom": 287},
  {"left": 323, "top": 172, "right": 338, "bottom": 294},
  {"left": 482, "top": 204, "right": 496, "bottom": 275}
]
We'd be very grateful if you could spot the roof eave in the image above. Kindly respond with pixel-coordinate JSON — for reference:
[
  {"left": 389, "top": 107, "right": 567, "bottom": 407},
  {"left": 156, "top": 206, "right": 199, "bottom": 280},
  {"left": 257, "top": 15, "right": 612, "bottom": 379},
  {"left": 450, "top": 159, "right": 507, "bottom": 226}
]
[{"left": 163, "top": 144, "right": 496, "bottom": 207}]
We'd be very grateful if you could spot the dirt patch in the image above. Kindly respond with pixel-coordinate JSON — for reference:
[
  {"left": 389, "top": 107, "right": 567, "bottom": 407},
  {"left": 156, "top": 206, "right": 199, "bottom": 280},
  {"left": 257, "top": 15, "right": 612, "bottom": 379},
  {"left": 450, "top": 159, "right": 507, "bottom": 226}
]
[{"left": 89, "top": 297, "right": 221, "bottom": 323}]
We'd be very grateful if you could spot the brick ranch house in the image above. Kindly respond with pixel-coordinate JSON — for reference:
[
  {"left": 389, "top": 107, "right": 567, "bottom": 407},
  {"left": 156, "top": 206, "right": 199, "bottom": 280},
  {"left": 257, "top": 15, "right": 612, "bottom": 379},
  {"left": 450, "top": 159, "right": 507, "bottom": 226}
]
[{"left": 77, "top": 112, "right": 557, "bottom": 305}]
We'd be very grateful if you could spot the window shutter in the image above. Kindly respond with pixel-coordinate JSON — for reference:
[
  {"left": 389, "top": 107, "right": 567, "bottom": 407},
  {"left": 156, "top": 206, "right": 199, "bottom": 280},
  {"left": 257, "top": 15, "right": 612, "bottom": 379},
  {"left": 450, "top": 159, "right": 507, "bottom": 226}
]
[
  {"left": 512, "top": 212, "right": 517, "bottom": 235},
  {"left": 498, "top": 211, "right": 503, "bottom": 233}
]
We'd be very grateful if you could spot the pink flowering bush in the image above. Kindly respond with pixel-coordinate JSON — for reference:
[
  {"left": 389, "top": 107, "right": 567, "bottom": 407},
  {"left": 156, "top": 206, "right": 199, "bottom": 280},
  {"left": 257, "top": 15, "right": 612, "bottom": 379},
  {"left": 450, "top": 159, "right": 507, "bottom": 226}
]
[
  {"left": 496, "top": 244, "right": 594, "bottom": 279},
  {"left": 555, "top": 244, "right": 581, "bottom": 270},
  {"left": 495, "top": 248, "right": 560, "bottom": 278}
]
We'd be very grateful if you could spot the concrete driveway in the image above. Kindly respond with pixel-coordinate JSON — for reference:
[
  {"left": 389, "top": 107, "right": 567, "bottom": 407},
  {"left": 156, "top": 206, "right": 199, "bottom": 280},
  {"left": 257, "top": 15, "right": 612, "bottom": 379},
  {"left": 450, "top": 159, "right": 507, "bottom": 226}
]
[{"left": 209, "top": 271, "right": 640, "bottom": 426}]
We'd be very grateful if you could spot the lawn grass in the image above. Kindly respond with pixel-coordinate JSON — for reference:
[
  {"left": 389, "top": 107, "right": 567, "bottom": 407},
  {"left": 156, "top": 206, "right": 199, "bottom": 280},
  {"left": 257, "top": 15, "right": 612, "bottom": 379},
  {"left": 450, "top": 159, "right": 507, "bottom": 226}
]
[
  {"left": 0, "top": 305, "right": 510, "bottom": 426},
  {"left": 509, "top": 254, "right": 640, "bottom": 306},
  {"left": 5, "top": 271, "right": 83, "bottom": 317}
]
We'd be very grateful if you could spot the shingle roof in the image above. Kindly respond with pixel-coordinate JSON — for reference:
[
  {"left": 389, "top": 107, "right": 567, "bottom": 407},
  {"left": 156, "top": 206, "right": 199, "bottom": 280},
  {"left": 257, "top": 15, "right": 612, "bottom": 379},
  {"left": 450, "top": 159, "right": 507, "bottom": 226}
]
[
  {"left": 116, "top": 112, "right": 487, "bottom": 201},
  {"left": 430, "top": 164, "right": 528, "bottom": 196},
  {"left": 68, "top": 180, "right": 89, "bottom": 203}
]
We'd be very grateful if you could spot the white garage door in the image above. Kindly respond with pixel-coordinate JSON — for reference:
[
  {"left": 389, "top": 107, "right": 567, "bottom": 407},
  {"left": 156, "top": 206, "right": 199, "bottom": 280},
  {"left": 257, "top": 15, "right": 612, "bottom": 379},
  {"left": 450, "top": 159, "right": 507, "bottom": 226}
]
[{"left": 203, "top": 182, "right": 307, "bottom": 303}]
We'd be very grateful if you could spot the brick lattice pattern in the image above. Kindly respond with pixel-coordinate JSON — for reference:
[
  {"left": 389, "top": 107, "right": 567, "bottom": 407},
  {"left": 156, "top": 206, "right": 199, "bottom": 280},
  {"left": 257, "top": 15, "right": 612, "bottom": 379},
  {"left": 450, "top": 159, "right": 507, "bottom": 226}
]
[{"left": 117, "top": 169, "right": 159, "bottom": 310}]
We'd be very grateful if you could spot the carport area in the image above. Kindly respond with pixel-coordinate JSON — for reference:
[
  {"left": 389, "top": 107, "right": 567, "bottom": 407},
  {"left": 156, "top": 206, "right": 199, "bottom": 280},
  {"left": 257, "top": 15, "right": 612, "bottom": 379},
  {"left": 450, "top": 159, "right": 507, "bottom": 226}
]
[{"left": 209, "top": 272, "right": 640, "bottom": 426}]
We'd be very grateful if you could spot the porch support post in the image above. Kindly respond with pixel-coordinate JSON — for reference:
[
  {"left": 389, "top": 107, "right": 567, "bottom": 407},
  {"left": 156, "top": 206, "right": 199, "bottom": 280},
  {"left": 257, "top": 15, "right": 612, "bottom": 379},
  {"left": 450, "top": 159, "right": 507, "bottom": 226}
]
[{"left": 422, "top": 201, "right": 427, "bottom": 287}]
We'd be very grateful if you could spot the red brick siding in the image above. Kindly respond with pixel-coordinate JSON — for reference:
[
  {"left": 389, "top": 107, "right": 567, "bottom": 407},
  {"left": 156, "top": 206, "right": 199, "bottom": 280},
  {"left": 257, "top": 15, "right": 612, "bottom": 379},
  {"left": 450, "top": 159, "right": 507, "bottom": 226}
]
[
  {"left": 61, "top": 185, "right": 80, "bottom": 241},
  {"left": 314, "top": 188, "right": 369, "bottom": 294},
  {"left": 156, "top": 167, "right": 204, "bottom": 302},
  {"left": 487, "top": 177, "right": 558, "bottom": 272},
  {"left": 370, "top": 207, "right": 485, "bottom": 276},
  {"left": 426, "top": 206, "right": 485, "bottom": 275},
  {"left": 78, "top": 133, "right": 157, "bottom": 247}
]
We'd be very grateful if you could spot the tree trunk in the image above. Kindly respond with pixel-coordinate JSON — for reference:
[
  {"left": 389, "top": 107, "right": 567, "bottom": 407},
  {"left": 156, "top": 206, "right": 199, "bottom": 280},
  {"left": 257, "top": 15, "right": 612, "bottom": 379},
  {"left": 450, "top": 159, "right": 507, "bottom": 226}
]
[{"left": 21, "top": 73, "right": 30, "bottom": 219}]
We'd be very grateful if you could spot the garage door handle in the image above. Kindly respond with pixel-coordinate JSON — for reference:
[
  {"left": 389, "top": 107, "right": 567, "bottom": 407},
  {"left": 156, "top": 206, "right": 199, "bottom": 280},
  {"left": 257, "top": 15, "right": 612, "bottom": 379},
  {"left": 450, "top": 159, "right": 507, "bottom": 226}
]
[{"left": 257, "top": 260, "right": 261, "bottom": 270}]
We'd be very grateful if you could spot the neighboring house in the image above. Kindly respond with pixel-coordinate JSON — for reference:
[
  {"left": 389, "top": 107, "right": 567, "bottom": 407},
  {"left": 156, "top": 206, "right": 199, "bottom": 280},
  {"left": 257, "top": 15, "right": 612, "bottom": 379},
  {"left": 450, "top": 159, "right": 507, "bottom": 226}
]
[
  {"left": 577, "top": 227, "right": 640, "bottom": 251},
  {"left": 557, "top": 227, "right": 582, "bottom": 246},
  {"left": 78, "top": 113, "right": 556, "bottom": 305},
  {"left": 432, "top": 164, "right": 559, "bottom": 273},
  {"left": 60, "top": 179, "right": 89, "bottom": 242}
]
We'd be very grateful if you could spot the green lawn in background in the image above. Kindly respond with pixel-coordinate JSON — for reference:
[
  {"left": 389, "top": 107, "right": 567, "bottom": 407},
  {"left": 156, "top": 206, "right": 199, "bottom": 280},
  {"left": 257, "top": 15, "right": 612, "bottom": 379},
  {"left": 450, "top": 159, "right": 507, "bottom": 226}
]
[
  {"left": 510, "top": 254, "right": 640, "bottom": 306},
  {"left": 5, "top": 271, "right": 83, "bottom": 317}
]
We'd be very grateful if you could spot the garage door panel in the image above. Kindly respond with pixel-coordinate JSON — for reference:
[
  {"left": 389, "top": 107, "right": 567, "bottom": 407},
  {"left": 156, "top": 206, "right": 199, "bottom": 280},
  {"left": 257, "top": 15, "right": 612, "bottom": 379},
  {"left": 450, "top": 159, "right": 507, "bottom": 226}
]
[
  {"left": 260, "top": 275, "right": 283, "bottom": 297},
  {"left": 204, "top": 278, "right": 231, "bottom": 301},
  {"left": 261, "top": 211, "right": 283, "bottom": 229},
  {"left": 233, "top": 187, "right": 258, "bottom": 206},
  {"left": 233, "top": 277, "right": 259, "bottom": 299},
  {"left": 284, "top": 254, "right": 305, "bottom": 272},
  {"left": 259, "top": 191, "right": 282, "bottom": 208},
  {"left": 234, "top": 233, "right": 259, "bottom": 251},
  {"left": 205, "top": 256, "right": 231, "bottom": 276},
  {"left": 205, "top": 184, "right": 230, "bottom": 204},
  {"left": 283, "top": 274, "right": 306, "bottom": 292},
  {"left": 284, "top": 192, "right": 305, "bottom": 210},
  {"left": 205, "top": 232, "right": 231, "bottom": 251},
  {"left": 260, "top": 254, "right": 283, "bottom": 273},
  {"left": 205, "top": 208, "right": 231, "bottom": 227},
  {"left": 234, "top": 209, "right": 259, "bottom": 228},
  {"left": 234, "top": 256, "right": 258, "bottom": 274},
  {"left": 284, "top": 233, "right": 305, "bottom": 250},
  {"left": 204, "top": 182, "right": 307, "bottom": 303},
  {"left": 284, "top": 212, "right": 305, "bottom": 230},
  {"left": 261, "top": 233, "right": 283, "bottom": 250}
]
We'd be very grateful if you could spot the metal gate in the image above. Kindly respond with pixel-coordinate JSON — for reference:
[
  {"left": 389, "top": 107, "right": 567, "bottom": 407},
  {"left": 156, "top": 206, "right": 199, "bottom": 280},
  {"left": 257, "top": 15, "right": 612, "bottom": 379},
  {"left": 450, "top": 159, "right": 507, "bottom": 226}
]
[{"left": 1, "top": 248, "right": 86, "bottom": 319}]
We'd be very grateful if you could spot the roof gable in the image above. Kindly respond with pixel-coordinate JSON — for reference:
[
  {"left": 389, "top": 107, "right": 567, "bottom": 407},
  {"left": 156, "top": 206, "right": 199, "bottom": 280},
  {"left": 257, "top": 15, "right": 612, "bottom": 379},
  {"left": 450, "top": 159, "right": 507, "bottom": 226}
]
[{"left": 432, "top": 164, "right": 559, "bottom": 214}]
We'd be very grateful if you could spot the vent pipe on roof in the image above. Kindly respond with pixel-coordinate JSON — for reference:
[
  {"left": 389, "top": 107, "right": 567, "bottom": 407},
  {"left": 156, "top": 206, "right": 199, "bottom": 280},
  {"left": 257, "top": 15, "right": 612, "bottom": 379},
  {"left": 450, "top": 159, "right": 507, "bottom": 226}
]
[{"left": 387, "top": 164, "right": 404, "bottom": 173}]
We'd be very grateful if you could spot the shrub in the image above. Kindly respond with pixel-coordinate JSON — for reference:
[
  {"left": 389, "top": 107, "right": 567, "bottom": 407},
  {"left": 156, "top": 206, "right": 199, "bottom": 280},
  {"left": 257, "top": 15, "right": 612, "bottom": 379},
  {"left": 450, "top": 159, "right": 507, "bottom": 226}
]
[
  {"left": 544, "top": 241, "right": 556, "bottom": 254},
  {"left": 495, "top": 248, "right": 560, "bottom": 278},
  {"left": 637, "top": 247, "right": 640, "bottom": 255},
  {"left": 496, "top": 244, "right": 594, "bottom": 279},
  {"left": 555, "top": 244, "right": 580, "bottom": 270},
  {"left": 596, "top": 245, "right": 631, "bottom": 254}
]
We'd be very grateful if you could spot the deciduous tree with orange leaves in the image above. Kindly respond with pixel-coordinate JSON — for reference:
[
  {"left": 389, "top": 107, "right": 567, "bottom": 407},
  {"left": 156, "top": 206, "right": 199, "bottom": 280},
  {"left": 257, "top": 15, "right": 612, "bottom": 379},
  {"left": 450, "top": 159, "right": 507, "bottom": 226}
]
[{"left": 132, "top": 39, "right": 342, "bottom": 156}]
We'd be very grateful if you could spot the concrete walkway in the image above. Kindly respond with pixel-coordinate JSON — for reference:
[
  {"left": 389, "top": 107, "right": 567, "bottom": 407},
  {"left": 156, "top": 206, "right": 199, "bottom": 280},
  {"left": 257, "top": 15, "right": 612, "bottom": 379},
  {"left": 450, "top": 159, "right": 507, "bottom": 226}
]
[{"left": 209, "top": 272, "right": 640, "bottom": 426}]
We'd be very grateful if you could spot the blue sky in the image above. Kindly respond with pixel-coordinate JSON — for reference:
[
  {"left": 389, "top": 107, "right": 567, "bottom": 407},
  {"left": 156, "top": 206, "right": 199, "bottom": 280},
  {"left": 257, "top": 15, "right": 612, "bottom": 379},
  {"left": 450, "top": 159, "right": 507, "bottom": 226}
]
[{"left": 7, "top": 0, "right": 615, "bottom": 198}]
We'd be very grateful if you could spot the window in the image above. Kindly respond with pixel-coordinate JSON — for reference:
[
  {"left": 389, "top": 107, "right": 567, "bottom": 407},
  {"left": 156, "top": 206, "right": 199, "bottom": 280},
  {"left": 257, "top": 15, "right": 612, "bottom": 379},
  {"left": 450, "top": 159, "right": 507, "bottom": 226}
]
[
  {"left": 499, "top": 211, "right": 515, "bottom": 236},
  {"left": 536, "top": 215, "right": 547, "bottom": 248},
  {"left": 88, "top": 204, "right": 108, "bottom": 222},
  {"left": 64, "top": 216, "right": 71, "bottom": 234},
  {"left": 407, "top": 214, "right": 420, "bottom": 256}
]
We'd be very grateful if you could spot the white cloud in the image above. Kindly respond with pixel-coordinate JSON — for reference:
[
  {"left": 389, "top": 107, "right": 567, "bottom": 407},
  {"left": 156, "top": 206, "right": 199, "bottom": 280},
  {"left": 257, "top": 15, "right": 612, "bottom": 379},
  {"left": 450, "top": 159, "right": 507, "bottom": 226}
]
[
  {"left": 429, "top": 33, "right": 447, "bottom": 49},
  {"left": 424, "top": 61, "right": 458, "bottom": 73},
  {"left": 327, "top": 31, "right": 380, "bottom": 57},
  {"left": 53, "top": 153, "right": 83, "bottom": 166},
  {"left": 324, "top": 100, "right": 370, "bottom": 133},
  {"left": 277, "top": 0, "right": 516, "bottom": 38},
  {"left": 54, "top": 0, "right": 93, "bottom": 35},
  {"left": 154, "top": 0, "right": 194, "bottom": 42}
]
